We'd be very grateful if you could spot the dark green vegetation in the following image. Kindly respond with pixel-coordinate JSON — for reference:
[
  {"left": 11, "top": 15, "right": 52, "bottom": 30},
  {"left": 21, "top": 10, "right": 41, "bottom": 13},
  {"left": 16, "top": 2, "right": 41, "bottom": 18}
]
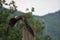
[
  {"left": 0, "top": 0, "right": 52, "bottom": 40},
  {"left": 42, "top": 10, "right": 60, "bottom": 40}
]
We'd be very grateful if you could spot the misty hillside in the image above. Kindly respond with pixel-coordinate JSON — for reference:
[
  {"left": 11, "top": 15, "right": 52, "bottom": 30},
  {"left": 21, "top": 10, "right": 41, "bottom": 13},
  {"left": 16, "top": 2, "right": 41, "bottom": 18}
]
[{"left": 42, "top": 10, "right": 60, "bottom": 40}]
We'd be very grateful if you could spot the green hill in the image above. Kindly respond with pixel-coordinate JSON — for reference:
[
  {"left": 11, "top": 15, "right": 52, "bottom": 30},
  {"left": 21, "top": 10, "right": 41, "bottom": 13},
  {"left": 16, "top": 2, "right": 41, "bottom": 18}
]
[{"left": 42, "top": 10, "right": 60, "bottom": 40}]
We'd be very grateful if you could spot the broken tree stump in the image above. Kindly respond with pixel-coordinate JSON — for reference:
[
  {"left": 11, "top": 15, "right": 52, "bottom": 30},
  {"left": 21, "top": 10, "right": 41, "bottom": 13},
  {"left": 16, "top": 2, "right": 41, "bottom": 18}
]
[{"left": 22, "top": 26, "right": 36, "bottom": 40}]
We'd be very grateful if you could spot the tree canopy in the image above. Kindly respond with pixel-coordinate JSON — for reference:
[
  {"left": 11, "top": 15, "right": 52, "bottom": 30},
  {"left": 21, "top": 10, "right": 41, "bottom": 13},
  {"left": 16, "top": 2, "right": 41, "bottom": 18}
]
[{"left": 0, "top": 0, "right": 51, "bottom": 40}]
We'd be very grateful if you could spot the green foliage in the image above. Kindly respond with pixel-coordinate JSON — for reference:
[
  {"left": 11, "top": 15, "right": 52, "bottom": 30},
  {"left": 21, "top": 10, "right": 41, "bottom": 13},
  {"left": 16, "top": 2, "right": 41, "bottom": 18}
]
[
  {"left": 0, "top": 0, "right": 18, "bottom": 39},
  {"left": 21, "top": 12, "right": 46, "bottom": 40},
  {"left": 44, "top": 35, "right": 52, "bottom": 40},
  {"left": 0, "top": 0, "right": 51, "bottom": 40}
]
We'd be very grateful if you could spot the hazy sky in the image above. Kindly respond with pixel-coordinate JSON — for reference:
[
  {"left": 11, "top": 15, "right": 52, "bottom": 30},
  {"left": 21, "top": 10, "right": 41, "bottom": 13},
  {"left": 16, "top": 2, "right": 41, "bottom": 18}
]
[{"left": 5, "top": 0, "right": 60, "bottom": 16}]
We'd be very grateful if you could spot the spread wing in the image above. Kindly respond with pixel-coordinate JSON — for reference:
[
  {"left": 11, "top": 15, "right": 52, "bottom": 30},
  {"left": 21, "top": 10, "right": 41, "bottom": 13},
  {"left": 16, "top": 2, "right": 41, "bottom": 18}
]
[{"left": 23, "top": 19, "right": 34, "bottom": 36}]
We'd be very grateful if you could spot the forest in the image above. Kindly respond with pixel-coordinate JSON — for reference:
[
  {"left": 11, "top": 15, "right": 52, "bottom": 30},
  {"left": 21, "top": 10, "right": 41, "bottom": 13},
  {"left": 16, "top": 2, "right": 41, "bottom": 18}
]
[{"left": 0, "top": 0, "right": 51, "bottom": 40}]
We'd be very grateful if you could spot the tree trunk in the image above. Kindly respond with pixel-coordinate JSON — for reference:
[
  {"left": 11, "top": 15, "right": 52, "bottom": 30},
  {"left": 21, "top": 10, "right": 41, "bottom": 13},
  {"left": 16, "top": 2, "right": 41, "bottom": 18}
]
[{"left": 22, "top": 26, "right": 36, "bottom": 40}]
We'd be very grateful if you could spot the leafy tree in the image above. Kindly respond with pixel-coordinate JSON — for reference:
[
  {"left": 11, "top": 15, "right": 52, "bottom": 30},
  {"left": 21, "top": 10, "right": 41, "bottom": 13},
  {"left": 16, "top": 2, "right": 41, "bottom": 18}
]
[
  {"left": 0, "top": 0, "right": 17, "bottom": 40},
  {"left": 0, "top": 0, "right": 51, "bottom": 40}
]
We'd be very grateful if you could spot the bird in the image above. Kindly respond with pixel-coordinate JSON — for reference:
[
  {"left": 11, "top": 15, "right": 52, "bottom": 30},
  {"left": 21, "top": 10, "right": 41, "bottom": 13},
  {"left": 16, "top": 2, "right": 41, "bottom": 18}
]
[{"left": 5, "top": 16, "right": 34, "bottom": 36}]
